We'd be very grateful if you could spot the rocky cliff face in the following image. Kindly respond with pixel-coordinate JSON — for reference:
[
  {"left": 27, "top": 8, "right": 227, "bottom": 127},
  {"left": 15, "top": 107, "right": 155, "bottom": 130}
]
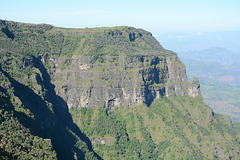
[{"left": 47, "top": 54, "right": 200, "bottom": 111}]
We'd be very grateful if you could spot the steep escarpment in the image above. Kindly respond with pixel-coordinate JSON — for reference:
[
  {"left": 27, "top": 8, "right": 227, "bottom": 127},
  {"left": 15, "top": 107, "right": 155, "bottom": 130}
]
[{"left": 0, "top": 20, "right": 239, "bottom": 159}]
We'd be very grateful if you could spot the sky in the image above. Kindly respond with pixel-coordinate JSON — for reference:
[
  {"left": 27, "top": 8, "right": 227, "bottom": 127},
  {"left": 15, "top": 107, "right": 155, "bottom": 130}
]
[{"left": 1, "top": 0, "right": 240, "bottom": 34}]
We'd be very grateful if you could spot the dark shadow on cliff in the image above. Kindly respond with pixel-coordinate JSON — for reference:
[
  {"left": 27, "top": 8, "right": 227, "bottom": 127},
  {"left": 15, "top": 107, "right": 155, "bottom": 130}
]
[{"left": 0, "top": 59, "right": 102, "bottom": 160}]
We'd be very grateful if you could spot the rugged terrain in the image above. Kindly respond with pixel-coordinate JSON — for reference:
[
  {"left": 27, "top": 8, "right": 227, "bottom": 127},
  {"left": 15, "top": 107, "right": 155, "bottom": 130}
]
[{"left": 0, "top": 20, "right": 240, "bottom": 159}]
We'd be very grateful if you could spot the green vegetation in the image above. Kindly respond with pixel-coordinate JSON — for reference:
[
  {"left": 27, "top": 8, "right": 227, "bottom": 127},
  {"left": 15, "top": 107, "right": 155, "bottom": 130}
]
[{"left": 70, "top": 96, "right": 240, "bottom": 159}]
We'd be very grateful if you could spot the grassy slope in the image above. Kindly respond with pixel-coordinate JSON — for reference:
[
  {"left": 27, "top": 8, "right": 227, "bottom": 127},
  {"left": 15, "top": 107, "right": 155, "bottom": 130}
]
[{"left": 70, "top": 96, "right": 240, "bottom": 159}]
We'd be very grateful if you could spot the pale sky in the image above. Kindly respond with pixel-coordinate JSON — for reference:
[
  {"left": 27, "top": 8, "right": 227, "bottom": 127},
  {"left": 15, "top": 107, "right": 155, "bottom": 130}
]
[{"left": 1, "top": 0, "right": 240, "bottom": 33}]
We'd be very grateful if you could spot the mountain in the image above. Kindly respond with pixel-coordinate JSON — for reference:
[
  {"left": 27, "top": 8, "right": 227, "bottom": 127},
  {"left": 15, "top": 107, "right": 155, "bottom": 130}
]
[{"left": 0, "top": 20, "right": 240, "bottom": 159}]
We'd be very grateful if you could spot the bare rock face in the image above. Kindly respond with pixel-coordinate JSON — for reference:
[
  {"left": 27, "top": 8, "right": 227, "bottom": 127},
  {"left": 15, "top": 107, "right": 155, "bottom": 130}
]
[{"left": 48, "top": 54, "right": 200, "bottom": 111}]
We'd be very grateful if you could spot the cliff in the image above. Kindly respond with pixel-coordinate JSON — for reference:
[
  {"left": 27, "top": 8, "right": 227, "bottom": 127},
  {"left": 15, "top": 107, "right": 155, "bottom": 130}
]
[{"left": 0, "top": 20, "right": 239, "bottom": 159}]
